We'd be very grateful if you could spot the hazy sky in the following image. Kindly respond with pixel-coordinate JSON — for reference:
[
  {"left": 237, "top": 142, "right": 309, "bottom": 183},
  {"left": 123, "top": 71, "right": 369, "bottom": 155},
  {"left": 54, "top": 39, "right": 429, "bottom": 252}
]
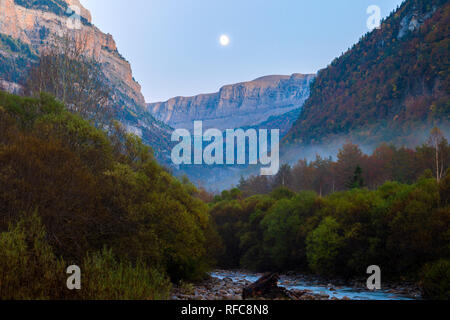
[{"left": 80, "top": 0, "right": 404, "bottom": 102}]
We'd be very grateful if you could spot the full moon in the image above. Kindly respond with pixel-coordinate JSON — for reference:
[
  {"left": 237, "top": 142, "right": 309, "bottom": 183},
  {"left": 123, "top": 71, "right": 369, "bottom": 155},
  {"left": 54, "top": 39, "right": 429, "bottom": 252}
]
[{"left": 219, "top": 34, "right": 230, "bottom": 46}]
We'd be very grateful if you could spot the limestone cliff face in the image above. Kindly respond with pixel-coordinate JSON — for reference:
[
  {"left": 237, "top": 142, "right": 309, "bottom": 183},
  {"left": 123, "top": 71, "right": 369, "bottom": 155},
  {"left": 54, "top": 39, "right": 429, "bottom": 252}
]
[
  {"left": 0, "top": 0, "right": 172, "bottom": 161},
  {"left": 0, "top": 0, "right": 144, "bottom": 108},
  {"left": 148, "top": 73, "right": 315, "bottom": 130}
]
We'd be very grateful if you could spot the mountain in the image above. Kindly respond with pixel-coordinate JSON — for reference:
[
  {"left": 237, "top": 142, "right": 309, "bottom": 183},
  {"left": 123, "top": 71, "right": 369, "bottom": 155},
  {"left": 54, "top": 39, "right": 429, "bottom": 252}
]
[
  {"left": 0, "top": 0, "right": 172, "bottom": 161},
  {"left": 148, "top": 73, "right": 315, "bottom": 131},
  {"left": 148, "top": 73, "right": 315, "bottom": 190},
  {"left": 243, "top": 108, "right": 302, "bottom": 137},
  {"left": 284, "top": 0, "right": 449, "bottom": 147}
]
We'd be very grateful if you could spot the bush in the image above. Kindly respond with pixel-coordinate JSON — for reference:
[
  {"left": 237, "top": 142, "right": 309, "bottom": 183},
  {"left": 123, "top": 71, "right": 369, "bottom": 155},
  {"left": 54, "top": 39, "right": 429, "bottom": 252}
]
[
  {"left": 214, "top": 172, "right": 450, "bottom": 285},
  {"left": 420, "top": 259, "right": 450, "bottom": 300},
  {"left": 0, "top": 214, "right": 172, "bottom": 300},
  {"left": 0, "top": 213, "right": 66, "bottom": 300},
  {"left": 77, "top": 249, "right": 172, "bottom": 300}
]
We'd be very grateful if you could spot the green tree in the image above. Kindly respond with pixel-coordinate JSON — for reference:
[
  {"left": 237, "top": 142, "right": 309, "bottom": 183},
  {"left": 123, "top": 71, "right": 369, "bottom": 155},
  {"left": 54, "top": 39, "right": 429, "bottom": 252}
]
[
  {"left": 306, "top": 217, "right": 345, "bottom": 275},
  {"left": 347, "top": 165, "right": 365, "bottom": 189}
]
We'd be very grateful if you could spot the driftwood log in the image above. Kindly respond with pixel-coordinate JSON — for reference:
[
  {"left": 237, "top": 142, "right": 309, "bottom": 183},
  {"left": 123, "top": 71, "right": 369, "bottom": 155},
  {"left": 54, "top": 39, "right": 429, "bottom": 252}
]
[{"left": 242, "top": 273, "right": 301, "bottom": 300}]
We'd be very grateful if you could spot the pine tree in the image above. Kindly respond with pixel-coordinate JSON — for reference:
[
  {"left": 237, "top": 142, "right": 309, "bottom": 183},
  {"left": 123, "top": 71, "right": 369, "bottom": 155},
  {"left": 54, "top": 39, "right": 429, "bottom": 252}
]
[{"left": 347, "top": 165, "right": 364, "bottom": 189}]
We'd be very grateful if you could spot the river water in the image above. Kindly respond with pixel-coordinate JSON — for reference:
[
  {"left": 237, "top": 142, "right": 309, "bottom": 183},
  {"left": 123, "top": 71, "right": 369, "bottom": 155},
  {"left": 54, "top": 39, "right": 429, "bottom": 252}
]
[{"left": 211, "top": 270, "right": 419, "bottom": 301}]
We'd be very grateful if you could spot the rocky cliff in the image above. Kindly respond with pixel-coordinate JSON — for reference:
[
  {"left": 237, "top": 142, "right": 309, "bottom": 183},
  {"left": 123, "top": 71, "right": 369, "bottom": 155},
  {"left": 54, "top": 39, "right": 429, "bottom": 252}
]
[
  {"left": 148, "top": 73, "right": 315, "bottom": 130},
  {"left": 0, "top": 0, "right": 144, "bottom": 105},
  {"left": 0, "top": 0, "right": 172, "bottom": 161}
]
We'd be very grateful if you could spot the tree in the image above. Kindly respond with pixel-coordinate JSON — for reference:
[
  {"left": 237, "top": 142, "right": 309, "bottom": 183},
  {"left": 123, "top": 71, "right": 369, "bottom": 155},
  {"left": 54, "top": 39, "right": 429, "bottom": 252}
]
[
  {"left": 23, "top": 33, "right": 112, "bottom": 127},
  {"left": 312, "top": 155, "right": 333, "bottom": 196},
  {"left": 306, "top": 217, "right": 344, "bottom": 275},
  {"left": 291, "top": 159, "right": 315, "bottom": 192},
  {"left": 272, "top": 164, "right": 292, "bottom": 189},
  {"left": 335, "top": 142, "right": 365, "bottom": 190},
  {"left": 347, "top": 165, "right": 365, "bottom": 189},
  {"left": 428, "top": 127, "right": 448, "bottom": 183},
  {"left": 0, "top": 90, "right": 217, "bottom": 287},
  {"left": 239, "top": 174, "right": 271, "bottom": 197}
]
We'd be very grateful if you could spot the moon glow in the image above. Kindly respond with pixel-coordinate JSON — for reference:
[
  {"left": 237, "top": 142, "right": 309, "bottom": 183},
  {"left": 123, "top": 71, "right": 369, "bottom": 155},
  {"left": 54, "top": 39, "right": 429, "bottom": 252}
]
[{"left": 219, "top": 34, "right": 230, "bottom": 46}]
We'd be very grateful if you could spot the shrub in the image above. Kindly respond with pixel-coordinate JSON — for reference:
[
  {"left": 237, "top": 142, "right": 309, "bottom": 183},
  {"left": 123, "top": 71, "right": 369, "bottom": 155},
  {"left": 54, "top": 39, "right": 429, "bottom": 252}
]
[
  {"left": 77, "top": 248, "right": 172, "bottom": 300},
  {"left": 0, "top": 212, "right": 66, "bottom": 300},
  {"left": 420, "top": 259, "right": 450, "bottom": 300},
  {"left": 0, "top": 214, "right": 172, "bottom": 300}
]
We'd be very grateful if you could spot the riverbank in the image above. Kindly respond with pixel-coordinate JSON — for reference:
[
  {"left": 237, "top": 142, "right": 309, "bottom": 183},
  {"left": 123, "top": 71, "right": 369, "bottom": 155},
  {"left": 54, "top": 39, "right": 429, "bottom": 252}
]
[{"left": 171, "top": 270, "right": 422, "bottom": 301}]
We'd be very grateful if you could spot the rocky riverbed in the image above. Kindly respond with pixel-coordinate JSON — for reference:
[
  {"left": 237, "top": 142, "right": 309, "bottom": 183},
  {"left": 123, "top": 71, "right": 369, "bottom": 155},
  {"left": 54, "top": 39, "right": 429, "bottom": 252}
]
[{"left": 171, "top": 270, "right": 422, "bottom": 301}]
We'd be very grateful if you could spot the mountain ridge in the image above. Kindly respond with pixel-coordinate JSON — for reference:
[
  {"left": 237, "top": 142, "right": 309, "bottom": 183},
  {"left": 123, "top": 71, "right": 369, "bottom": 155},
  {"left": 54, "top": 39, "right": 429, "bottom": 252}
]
[
  {"left": 284, "top": 0, "right": 449, "bottom": 146},
  {"left": 148, "top": 73, "right": 315, "bottom": 130}
]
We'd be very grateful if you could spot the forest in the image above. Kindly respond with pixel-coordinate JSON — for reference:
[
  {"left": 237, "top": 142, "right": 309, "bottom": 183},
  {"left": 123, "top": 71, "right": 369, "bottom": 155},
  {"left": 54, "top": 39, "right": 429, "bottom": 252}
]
[
  {"left": 0, "top": 90, "right": 221, "bottom": 299},
  {"left": 239, "top": 132, "right": 449, "bottom": 197},
  {"left": 211, "top": 158, "right": 450, "bottom": 299},
  {"left": 1, "top": 89, "right": 448, "bottom": 300},
  {"left": 285, "top": 0, "right": 449, "bottom": 146}
]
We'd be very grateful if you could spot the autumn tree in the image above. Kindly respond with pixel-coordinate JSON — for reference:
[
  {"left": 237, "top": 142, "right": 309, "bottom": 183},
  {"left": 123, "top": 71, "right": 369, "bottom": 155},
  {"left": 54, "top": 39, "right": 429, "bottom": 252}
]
[
  {"left": 311, "top": 155, "right": 334, "bottom": 196},
  {"left": 239, "top": 174, "right": 271, "bottom": 197},
  {"left": 291, "top": 159, "right": 315, "bottom": 192},
  {"left": 335, "top": 142, "right": 366, "bottom": 190},
  {"left": 272, "top": 164, "right": 293, "bottom": 189}
]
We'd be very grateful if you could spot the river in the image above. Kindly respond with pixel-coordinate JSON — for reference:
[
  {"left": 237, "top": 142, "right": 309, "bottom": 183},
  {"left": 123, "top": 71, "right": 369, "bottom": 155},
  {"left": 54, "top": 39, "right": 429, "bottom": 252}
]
[{"left": 211, "top": 270, "right": 420, "bottom": 301}]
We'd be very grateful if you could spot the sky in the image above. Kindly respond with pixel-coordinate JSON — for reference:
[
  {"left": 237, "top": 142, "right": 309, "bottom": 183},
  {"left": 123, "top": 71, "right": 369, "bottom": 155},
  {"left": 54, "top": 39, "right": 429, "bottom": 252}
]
[{"left": 80, "top": 0, "right": 404, "bottom": 103}]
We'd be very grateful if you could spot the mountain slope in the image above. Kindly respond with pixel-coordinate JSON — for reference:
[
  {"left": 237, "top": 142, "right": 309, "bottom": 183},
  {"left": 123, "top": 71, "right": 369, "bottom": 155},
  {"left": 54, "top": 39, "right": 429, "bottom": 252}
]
[
  {"left": 284, "top": 0, "right": 449, "bottom": 146},
  {"left": 0, "top": 0, "right": 172, "bottom": 161},
  {"left": 148, "top": 73, "right": 315, "bottom": 130}
]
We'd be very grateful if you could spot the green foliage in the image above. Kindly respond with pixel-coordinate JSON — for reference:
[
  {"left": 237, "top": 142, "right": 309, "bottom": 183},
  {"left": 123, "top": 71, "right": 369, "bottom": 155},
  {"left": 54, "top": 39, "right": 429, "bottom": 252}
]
[
  {"left": 270, "top": 187, "right": 295, "bottom": 200},
  {"left": 178, "top": 281, "right": 195, "bottom": 296},
  {"left": 261, "top": 191, "right": 317, "bottom": 270},
  {"left": 13, "top": 0, "right": 91, "bottom": 25},
  {"left": 0, "top": 33, "right": 37, "bottom": 85},
  {"left": 306, "top": 217, "right": 345, "bottom": 275},
  {"left": 0, "top": 214, "right": 171, "bottom": 300},
  {"left": 0, "top": 33, "right": 35, "bottom": 57},
  {"left": 208, "top": 199, "right": 246, "bottom": 268},
  {"left": 420, "top": 259, "right": 450, "bottom": 300},
  {"left": 78, "top": 248, "right": 171, "bottom": 300},
  {"left": 347, "top": 166, "right": 364, "bottom": 189},
  {"left": 14, "top": 0, "right": 69, "bottom": 16},
  {"left": 212, "top": 170, "right": 450, "bottom": 290},
  {"left": 0, "top": 90, "right": 219, "bottom": 299},
  {"left": 0, "top": 212, "right": 65, "bottom": 299}
]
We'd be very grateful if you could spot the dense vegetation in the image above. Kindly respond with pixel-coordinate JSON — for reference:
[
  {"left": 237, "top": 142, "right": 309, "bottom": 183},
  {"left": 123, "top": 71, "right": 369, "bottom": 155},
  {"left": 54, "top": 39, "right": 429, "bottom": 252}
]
[
  {"left": 14, "top": 0, "right": 91, "bottom": 25},
  {"left": 285, "top": 0, "right": 449, "bottom": 145},
  {"left": 0, "top": 33, "right": 37, "bottom": 87},
  {"left": 211, "top": 172, "right": 450, "bottom": 299},
  {"left": 211, "top": 135, "right": 450, "bottom": 299},
  {"left": 240, "top": 132, "right": 449, "bottom": 197},
  {"left": 0, "top": 90, "right": 220, "bottom": 299}
]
